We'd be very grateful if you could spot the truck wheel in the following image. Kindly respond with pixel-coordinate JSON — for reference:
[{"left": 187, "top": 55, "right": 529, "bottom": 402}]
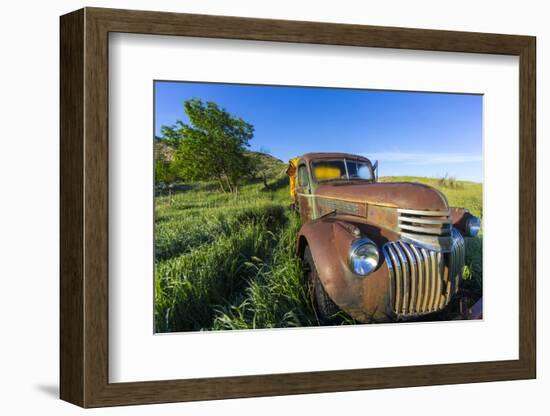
[{"left": 303, "top": 246, "right": 340, "bottom": 324}]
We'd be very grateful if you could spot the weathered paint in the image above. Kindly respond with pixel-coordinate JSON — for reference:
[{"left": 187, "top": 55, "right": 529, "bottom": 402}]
[
  {"left": 315, "top": 182, "right": 448, "bottom": 212},
  {"left": 290, "top": 153, "right": 469, "bottom": 322},
  {"left": 298, "top": 216, "right": 396, "bottom": 322}
]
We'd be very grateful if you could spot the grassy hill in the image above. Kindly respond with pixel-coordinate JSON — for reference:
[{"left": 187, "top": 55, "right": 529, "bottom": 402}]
[
  {"left": 154, "top": 170, "right": 483, "bottom": 332},
  {"left": 246, "top": 150, "right": 285, "bottom": 171}
]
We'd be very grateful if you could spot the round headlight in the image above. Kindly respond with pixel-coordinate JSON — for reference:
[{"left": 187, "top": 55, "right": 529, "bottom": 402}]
[
  {"left": 349, "top": 238, "right": 379, "bottom": 276},
  {"left": 466, "top": 216, "right": 481, "bottom": 237}
]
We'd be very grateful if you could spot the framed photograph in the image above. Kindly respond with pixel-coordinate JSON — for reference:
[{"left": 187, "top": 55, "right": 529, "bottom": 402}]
[{"left": 60, "top": 7, "right": 536, "bottom": 408}]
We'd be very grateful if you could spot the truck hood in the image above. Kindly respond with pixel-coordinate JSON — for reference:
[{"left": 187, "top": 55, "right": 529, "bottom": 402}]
[{"left": 315, "top": 181, "right": 449, "bottom": 211}]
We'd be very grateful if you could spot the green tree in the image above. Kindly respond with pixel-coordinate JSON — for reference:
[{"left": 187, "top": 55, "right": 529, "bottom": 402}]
[
  {"left": 159, "top": 126, "right": 181, "bottom": 147},
  {"left": 155, "top": 158, "right": 177, "bottom": 185},
  {"left": 247, "top": 152, "right": 274, "bottom": 190},
  {"left": 161, "top": 99, "right": 254, "bottom": 193},
  {"left": 154, "top": 139, "right": 180, "bottom": 186}
]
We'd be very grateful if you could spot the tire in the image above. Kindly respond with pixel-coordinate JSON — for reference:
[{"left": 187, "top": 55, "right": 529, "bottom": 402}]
[{"left": 303, "top": 246, "right": 340, "bottom": 324}]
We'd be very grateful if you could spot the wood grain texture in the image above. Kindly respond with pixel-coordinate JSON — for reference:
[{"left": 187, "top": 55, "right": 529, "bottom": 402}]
[
  {"left": 59, "top": 8, "right": 84, "bottom": 407},
  {"left": 59, "top": 7, "right": 537, "bottom": 408},
  {"left": 518, "top": 38, "right": 536, "bottom": 376}
]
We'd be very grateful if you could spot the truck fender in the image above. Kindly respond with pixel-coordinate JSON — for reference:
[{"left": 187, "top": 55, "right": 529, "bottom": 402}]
[
  {"left": 297, "top": 218, "right": 390, "bottom": 319},
  {"left": 450, "top": 207, "right": 476, "bottom": 235}
]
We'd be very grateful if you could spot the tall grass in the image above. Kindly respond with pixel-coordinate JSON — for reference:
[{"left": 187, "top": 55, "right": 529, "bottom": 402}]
[
  {"left": 154, "top": 180, "right": 292, "bottom": 332},
  {"left": 155, "top": 203, "right": 285, "bottom": 261},
  {"left": 155, "top": 221, "right": 282, "bottom": 332},
  {"left": 462, "top": 236, "right": 483, "bottom": 295},
  {"left": 213, "top": 214, "right": 318, "bottom": 330}
]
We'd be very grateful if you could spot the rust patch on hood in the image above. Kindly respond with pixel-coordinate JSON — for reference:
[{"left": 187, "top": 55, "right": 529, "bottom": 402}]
[{"left": 316, "top": 182, "right": 449, "bottom": 211}]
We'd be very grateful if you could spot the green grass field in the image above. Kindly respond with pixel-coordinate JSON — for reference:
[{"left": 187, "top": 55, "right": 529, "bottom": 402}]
[{"left": 154, "top": 174, "right": 483, "bottom": 333}]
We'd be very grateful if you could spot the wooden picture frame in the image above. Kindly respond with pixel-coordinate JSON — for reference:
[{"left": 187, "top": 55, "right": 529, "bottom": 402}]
[{"left": 60, "top": 7, "right": 536, "bottom": 408}]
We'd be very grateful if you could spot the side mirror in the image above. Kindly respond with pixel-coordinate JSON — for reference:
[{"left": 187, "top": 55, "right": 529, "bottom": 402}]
[{"left": 373, "top": 160, "right": 379, "bottom": 181}]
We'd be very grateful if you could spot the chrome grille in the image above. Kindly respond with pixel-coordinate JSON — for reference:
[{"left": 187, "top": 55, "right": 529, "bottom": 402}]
[
  {"left": 383, "top": 228, "right": 465, "bottom": 318},
  {"left": 397, "top": 208, "right": 452, "bottom": 252}
]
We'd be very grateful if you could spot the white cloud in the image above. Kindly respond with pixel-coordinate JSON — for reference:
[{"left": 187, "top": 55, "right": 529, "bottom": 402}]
[{"left": 364, "top": 152, "right": 482, "bottom": 165}]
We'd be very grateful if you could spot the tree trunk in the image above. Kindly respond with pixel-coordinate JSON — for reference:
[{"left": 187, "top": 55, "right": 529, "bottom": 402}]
[
  {"left": 217, "top": 176, "right": 227, "bottom": 193},
  {"left": 224, "top": 175, "right": 234, "bottom": 193}
]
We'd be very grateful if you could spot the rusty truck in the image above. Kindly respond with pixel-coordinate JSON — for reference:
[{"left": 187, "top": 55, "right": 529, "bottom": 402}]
[{"left": 287, "top": 153, "right": 481, "bottom": 323}]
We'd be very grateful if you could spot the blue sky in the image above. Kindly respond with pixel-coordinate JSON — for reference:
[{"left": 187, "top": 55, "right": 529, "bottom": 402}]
[{"left": 155, "top": 81, "right": 483, "bottom": 182}]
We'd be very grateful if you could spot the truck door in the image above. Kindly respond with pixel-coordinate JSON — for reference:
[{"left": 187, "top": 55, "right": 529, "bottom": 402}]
[{"left": 296, "top": 162, "right": 314, "bottom": 222}]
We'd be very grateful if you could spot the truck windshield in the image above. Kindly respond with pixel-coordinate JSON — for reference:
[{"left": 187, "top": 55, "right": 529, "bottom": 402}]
[{"left": 311, "top": 159, "right": 373, "bottom": 182}]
